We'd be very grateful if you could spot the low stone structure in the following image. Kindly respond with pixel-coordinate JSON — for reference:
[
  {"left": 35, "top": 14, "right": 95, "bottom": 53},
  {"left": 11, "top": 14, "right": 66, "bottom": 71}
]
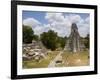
[{"left": 23, "top": 40, "right": 47, "bottom": 61}]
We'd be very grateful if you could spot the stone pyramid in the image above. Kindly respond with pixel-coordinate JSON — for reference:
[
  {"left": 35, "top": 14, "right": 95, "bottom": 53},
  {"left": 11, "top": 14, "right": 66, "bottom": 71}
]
[{"left": 64, "top": 23, "right": 81, "bottom": 52}]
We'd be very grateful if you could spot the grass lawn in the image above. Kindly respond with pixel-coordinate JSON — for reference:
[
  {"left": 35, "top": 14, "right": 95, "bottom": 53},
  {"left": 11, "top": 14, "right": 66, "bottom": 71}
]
[
  {"left": 23, "top": 51, "right": 58, "bottom": 69},
  {"left": 61, "top": 50, "right": 89, "bottom": 67}
]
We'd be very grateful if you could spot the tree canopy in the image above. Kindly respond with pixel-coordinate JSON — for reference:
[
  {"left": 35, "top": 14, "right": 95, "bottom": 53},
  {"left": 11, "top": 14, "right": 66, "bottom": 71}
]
[
  {"left": 84, "top": 34, "right": 89, "bottom": 49},
  {"left": 40, "top": 30, "right": 58, "bottom": 50},
  {"left": 23, "top": 25, "right": 34, "bottom": 43},
  {"left": 40, "top": 30, "right": 67, "bottom": 50}
]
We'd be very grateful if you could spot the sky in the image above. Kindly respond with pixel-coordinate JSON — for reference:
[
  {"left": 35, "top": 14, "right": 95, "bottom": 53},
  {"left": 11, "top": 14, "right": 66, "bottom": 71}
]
[{"left": 22, "top": 11, "right": 90, "bottom": 37}]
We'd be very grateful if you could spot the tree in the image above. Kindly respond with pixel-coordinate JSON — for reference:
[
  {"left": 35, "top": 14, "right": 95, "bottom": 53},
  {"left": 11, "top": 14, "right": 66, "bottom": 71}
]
[
  {"left": 57, "top": 37, "right": 66, "bottom": 49},
  {"left": 23, "top": 25, "right": 34, "bottom": 43},
  {"left": 33, "top": 35, "right": 39, "bottom": 41},
  {"left": 84, "top": 34, "right": 89, "bottom": 49},
  {"left": 40, "top": 30, "right": 58, "bottom": 50}
]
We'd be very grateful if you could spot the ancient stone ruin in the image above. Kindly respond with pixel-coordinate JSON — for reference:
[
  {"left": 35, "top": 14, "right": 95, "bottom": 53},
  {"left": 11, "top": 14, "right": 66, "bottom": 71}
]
[
  {"left": 23, "top": 40, "right": 47, "bottom": 62},
  {"left": 64, "top": 23, "right": 84, "bottom": 52}
]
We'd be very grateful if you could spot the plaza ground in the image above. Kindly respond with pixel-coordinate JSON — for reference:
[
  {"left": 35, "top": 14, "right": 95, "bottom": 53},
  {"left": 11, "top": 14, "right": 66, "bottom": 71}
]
[{"left": 23, "top": 50, "right": 89, "bottom": 69}]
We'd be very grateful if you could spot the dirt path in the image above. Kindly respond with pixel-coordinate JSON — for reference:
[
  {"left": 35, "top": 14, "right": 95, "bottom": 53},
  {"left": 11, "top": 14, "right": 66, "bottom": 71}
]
[{"left": 48, "top": 51, "right": 63, "bottom": 67}]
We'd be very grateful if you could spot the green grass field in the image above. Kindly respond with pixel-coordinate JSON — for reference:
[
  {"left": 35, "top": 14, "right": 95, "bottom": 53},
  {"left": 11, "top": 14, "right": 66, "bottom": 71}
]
[{"left": 61, "top": 50, "right": 89, "bottom": 67}]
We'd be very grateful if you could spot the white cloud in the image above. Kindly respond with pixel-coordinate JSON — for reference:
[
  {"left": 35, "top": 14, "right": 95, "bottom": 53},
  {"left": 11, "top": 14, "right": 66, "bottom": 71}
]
[
  {"left": 23, "top": 18, "right": 41, "bottom": 27},
  {"left": 85, "top": 16, "right": 90, "bottom": 23},
  {"left": 45, "top": 13, "right": 64, "bottom": 23},
  {"left": 23, "top": 13, "right": 90, "bottom": 38},
  {"left": 45, "top": 13, "right": 73, "bottom": 37},
  {"left": 78, "top": 24, "right": 89, "bottom": 37},
  {"left": 45, "top": 13, "right": 90, "bottom": 37},
  {"left": 34, "top": 24, "right": 51, "bottom": 35},
  {"left": 77, "top": 16, "right": 90, "bottom": 37},
  {"left": 68, "top": 14, "right": 81, "bottom": 23},
  {"left": 50, "top": 22, "right": 71, "bottom": 37}
]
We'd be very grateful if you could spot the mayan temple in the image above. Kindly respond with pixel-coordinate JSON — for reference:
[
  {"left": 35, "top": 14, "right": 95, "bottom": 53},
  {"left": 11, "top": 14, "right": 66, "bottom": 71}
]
[{"left": 64, "top": 23, "right": 82, "bottom": 52}]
